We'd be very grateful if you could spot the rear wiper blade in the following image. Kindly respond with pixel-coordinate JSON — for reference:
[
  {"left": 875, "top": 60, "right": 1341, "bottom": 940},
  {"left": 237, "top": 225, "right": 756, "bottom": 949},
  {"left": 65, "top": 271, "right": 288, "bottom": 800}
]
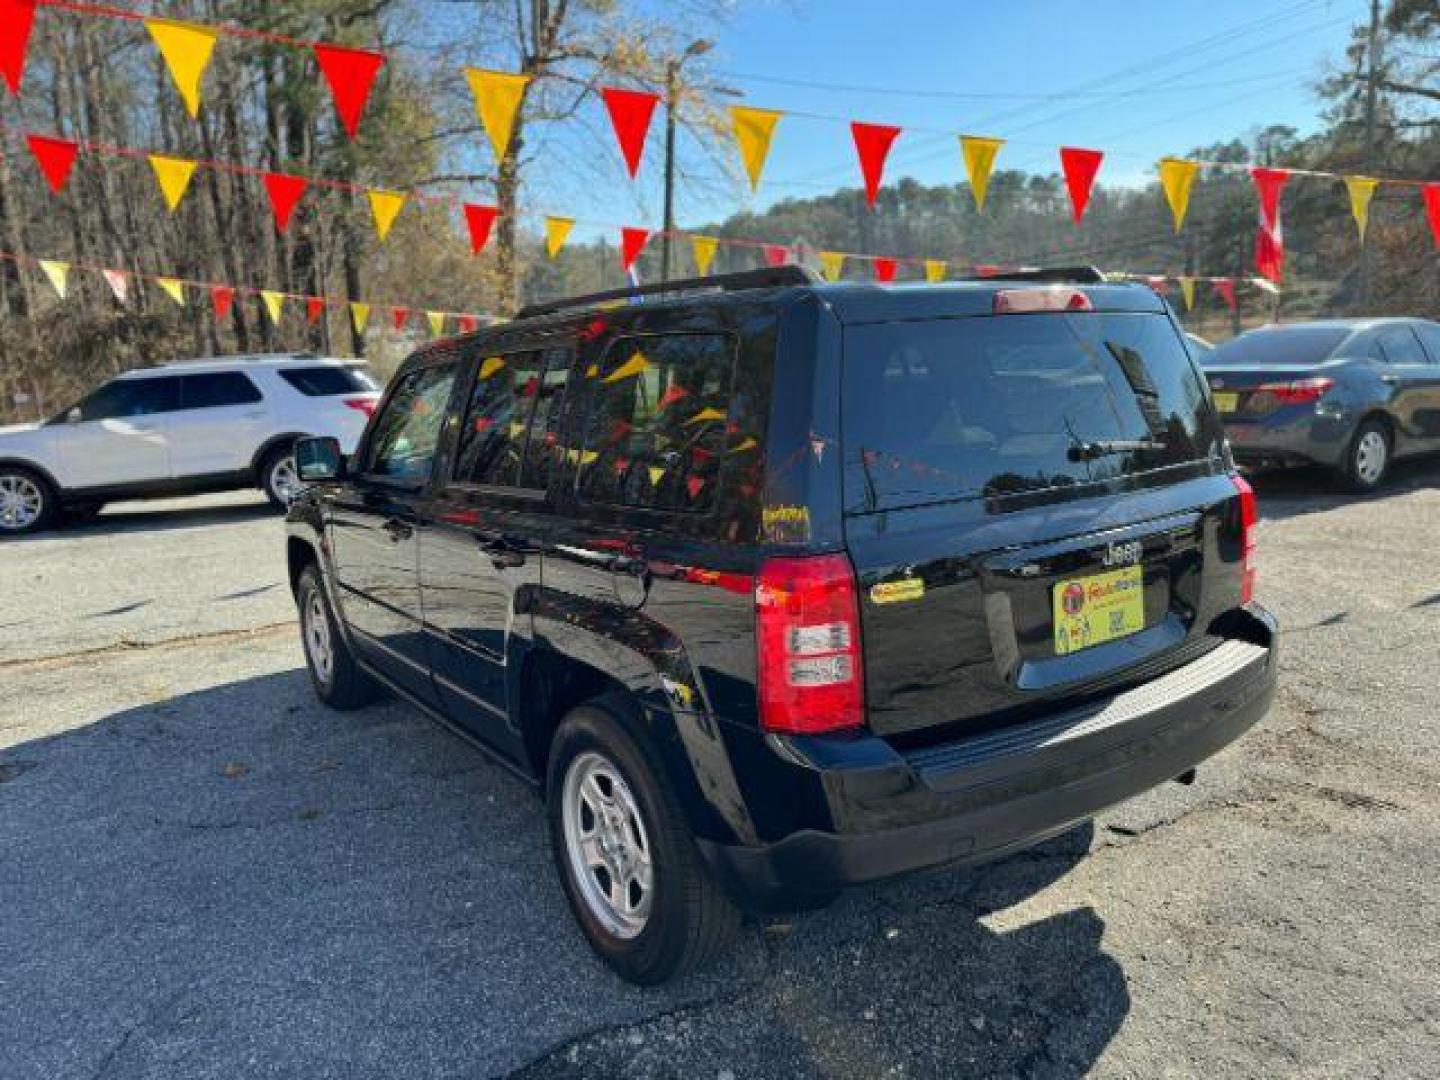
[{"left": 1067, "top": 438, "right": 1166, "bottom": 462}]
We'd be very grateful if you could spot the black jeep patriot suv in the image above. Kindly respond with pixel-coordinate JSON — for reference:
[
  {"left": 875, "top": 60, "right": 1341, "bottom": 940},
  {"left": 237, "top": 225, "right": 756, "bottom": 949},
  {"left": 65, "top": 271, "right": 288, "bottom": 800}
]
[{"left": 286, "top": 266, "right": 1277, "bottom": 984}]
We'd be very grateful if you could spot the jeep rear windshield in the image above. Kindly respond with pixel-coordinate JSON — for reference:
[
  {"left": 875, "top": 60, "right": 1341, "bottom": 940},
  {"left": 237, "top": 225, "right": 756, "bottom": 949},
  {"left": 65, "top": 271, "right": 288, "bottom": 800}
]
[
  {"left": 842, "top": 313, "right": 1224, "bottom": 513},
  {"left": 1210, "top": 326, "right": 1352, "bottom": 366}
]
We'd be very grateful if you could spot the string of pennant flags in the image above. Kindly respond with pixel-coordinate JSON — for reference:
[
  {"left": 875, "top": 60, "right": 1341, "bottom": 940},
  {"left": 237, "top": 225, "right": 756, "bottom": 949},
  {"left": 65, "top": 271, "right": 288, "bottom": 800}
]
[
  {"left": 0, "top": 119, "right": 1330, "bottom": 304},
  {"left": 0, "top": 249, "right": 495, "bottom": 335}
]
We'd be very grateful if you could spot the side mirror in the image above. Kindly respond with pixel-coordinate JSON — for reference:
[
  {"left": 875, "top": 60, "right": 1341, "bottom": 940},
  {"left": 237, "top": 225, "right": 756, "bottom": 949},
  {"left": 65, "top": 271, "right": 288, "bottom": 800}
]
[
  {"left": 296, "top": 436, "right": 345, "bottom": 482},
  {"left": 67, "top": 407, "right": 83, "bottom": 424}
]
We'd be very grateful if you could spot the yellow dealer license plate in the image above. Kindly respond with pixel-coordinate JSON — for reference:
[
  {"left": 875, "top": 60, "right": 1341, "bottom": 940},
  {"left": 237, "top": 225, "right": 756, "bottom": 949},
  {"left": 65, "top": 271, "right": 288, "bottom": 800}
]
[
  {"left": 1053, "top": 565, "right": 1145, "bottom": 656},
  {"left": 1212, "top": 391, "right": 1239, "bottom": 414}
]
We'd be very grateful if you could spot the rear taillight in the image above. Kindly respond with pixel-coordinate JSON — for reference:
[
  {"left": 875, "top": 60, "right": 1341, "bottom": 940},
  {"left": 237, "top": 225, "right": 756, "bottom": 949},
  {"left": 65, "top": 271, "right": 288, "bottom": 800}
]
[
  {"left": 755, "top": 554, "right": 865, "bottom": 735},
  {"left": 1233, "top": 474, "right": 1257, "bottom": 604},
  {"left": 344, "top": 397, "right": 377, "bottom": 418},
  {"left": 992, "top": 287, "right": 1093, "bottom": 314},
  {"left": 1250, "top": 377, "right": 1333, "bottom": 406}
]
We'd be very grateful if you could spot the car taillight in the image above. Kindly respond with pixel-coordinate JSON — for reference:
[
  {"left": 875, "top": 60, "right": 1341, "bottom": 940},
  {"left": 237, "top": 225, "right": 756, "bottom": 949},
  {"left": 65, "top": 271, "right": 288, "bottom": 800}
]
[
  {"left": 344, "top": 397, "right": 377, "bottom": 418},
  {"left": 1251, "top": 377, "right": 1333, "bottom": 405},
  {"left": 992, "top": 287, "right": 1093, "bottom": 314},
  {"left": 1233, "top": 474, "right": 1257, "bottom": 604},
  {"left": 755, "top": 554, "right": 865, "bottom": 735}
]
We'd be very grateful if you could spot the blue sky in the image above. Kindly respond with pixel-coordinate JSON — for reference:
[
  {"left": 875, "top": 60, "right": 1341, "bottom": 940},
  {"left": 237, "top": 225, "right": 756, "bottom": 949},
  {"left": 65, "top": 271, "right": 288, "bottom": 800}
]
[{"left": 517, "top": 0, "right": 1368, "bottom": 239}]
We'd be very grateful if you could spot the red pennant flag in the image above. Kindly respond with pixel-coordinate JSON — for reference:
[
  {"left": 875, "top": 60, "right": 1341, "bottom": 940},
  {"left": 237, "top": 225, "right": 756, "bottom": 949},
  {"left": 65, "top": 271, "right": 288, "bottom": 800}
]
[
  {"left": 874, "top": 257, "right": 898, "bottom": 283},
  {"left": 463, "top": 203, "right": 499, "bottom": 254},
  {"left": 211, "top": 285, "right": 235, "bottom": 322},
  {"left": 1422, "top": 184, "right": 1440, "bottom": 249},
  {"left": 1059, "top": 147, "right": 1104, "bottom": 223},
  {"left": 391, "top": 306, "right": 409, "bottom": 330},
  {"left": 313, "top": 44, "right": 387, "bottom": 140},
  {"left": 762, "top": 244, "right": 789, "bottom": 267},
  {"left": 1251, "top": 167, "right": 1290, "bottom": 231},
  {"left": 26, "top": 135, "right": 78, "bottom": 194},
  {"left": 1146, "top": 275, "right": 1170, "bottom": 295},
  {"left": 975, "top": 264, "right": 1000, "bottom": 277},
  {"left": 458, "top": 315, "right": 479, "bottom": 334},
  {"left": 686, "top": 477, "right": 705, "bottom": 500},
  {"left": 1213, "top": 278, "right": 1236, "bottom": 310},
  {"left": 306, "top": 297, "right": 326, "bottom": 325},
  {"left": 851, "top": 121, "right": 901, "bottom": 207},
  {"left": 620, "top": 226, "right": 650, "bottom": 272},
  {"left": 0, "top": 0, "right": 37, "bottom": 95},
  {"left": 1255, "top": 224, "right": 1285, "bottom": 284},
  {"left": 601, "top": 87, "right": 661, "bottom": 179},
  {"left": 262, "top": 172, "right": 308, "bottom": 233},
  {"left": 658, "top": 384, "right": 690, "bottom": 409}
]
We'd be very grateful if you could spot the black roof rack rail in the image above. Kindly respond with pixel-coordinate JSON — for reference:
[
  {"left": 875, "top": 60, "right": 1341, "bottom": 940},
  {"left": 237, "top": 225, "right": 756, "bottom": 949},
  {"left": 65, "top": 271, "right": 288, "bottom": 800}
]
[
  {"left": 957, "top": 265, "right": 1107, "bottom": 285},
  {"left": 515, "top": 266, "right": 820, "bottom": 320}
]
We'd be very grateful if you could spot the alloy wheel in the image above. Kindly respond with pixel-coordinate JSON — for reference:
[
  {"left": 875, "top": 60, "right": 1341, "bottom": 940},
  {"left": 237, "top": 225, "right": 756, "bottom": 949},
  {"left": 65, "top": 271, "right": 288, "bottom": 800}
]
[
  {"left": 269, "top": 455, "right": 300, "bottom": 504},
  {"left": 0, "top": 474, "right": 44, "bottom": 532},
  {"left": 561, "top": 751, "right": 654, "bottom": 939}
]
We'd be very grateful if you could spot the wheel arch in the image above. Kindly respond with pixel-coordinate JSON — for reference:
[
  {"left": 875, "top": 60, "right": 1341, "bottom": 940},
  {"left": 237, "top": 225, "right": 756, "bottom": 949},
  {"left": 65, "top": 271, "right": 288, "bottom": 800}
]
[
  {"left": 251, "top": 433, "right": 308, "bottom": 480},
  {"left": 0, "top": 457, "right": 64, "bottom": 498}
]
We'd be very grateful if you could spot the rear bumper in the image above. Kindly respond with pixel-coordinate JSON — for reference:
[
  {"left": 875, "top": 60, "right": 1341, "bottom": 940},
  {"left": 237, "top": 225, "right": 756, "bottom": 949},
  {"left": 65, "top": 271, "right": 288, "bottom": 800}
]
[
  {"left": 700, "top": 607, "right": 1277, "bottom": 909},
  {"left": 1225, "top": 412, "right": 1350, "bottom": 469}
]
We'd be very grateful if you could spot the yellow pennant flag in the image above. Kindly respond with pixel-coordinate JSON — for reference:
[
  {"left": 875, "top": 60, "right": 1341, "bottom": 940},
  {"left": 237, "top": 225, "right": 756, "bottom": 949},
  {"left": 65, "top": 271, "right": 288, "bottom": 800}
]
[
  {"left": 603, "top": 350, "right": 650, "bottom": 383},
  {"left": 819, "top": 251, "right": 845, "bottom": 282},
  {"left": 544, "top": 216, "right": 574, "bottom": 259},
  {"left": 729, "top": 436, "right": 757, "bottom": 455},
  {"left": 261, "top": 290, "right": 286, "bottom": 326},
  {"left": 729, "top": 106, "right": 783, "bottom": 192},
  {"left": 149, "top": 154, "right": 197, "bottom": 211},
  {"left": 156, "top": 277, "right": 186, "bottom": 307},
  {"left": 960, "top": 135, "right": 1004, "bottom": 211},
  {"left": 427, "top": 311, "right": 446, "bottom": 337},
  {"left": 1346, "top": 176, "right": 1379, "bottom": 242},
  {"left": 1157, "top": 158, "right": 1200, "bottom": 231},
  {"left": 479, "top": 356, "right": 506, "bottom": 379},
  {"left": 647, "top": 466, "right": 666, "bottom": 487},
  {"left": 924, "top": 259, "right": 947, "bottom": 283},
  {"left": 39, "top": 260, "right": 69, "bottom": 299},
  {"left": 1178, "top": 276, "right": 1196, "bottom": 311},
  {"left": 349, "top": 301, "right": 370, "bottom": 334},
  {"left": 685, "top": 406, "right": 726, "bottom": 426},
  {"left": 367, "top": 190, "right": 406, "bottom": 242},
  {"left": 691, "top": 235, "right": 719, "bottom": 276},
  {"left": 145, "top": 18, "right": 219, "bottom": 119},
  {"left": 465, "top": 69, "right": 531, "bottom": 163}
]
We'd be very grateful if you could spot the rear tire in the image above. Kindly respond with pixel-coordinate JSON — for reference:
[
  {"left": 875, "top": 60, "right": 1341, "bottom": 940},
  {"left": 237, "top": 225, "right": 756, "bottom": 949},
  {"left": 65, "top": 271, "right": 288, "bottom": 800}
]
[
  {"left": 0, "top": 466, "right": 56, "bottom": 536},
  {"left": 547, "top": 700, "right": 739, "bottom": 985},
  {"left": 1342, "top": 418, "right": 1390, "bottom": 492},
  {"left": 296, "top": 564, "right": 381, "bottom": 710},
  {"left": 260, "top": 444, "right": 300, "bottom": 509}
]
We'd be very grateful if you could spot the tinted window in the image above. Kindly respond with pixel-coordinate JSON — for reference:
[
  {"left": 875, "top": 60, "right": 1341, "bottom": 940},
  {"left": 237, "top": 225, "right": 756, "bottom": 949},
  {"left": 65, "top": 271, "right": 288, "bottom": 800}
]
[
  {"left": 279, "top": 365, "right": 377, "bottom": 396},
  {"left": 363, "top": 364, "right": 458, "bottom": 481},
  {"left": 576, "top": 333, "right": 734, "bottom": 513},
  {"left": 1211, "top": 326, "right": 1352, "bottom": 366},
  {"left": 180, "top": 372, "right": 262, "bottom": 408},
  {"left": 842, "top": 313, "right": 1224, "bottom": 512},
  {"left": 78, "top": 377, "right": 182, "bottom": 420},
  {"left": 520, "top": 348, "right": 573, "bottom": 490},
  {"left": 1376, "top": 326, "right": 1428, "bottom": 366},
  {"left": 1414, "top": 323, "right": 1440, "bottom": 364},
  {"left": 453, "top": 350, "right": 546, "bottom": 488}
]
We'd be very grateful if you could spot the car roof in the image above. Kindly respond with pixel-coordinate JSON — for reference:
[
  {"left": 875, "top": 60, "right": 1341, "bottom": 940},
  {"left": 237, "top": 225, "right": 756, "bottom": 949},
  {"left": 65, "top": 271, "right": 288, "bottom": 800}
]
[
  {"left": 1239, "top": 318, "right": 1424, "bottom": 335},
  {"left": 117, "top": 354, "right": 362, "bottom": 378}
]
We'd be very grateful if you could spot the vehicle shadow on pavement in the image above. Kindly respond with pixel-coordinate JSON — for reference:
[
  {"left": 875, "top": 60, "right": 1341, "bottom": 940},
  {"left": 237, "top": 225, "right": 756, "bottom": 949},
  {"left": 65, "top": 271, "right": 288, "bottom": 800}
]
[
  {"left": 0, "top": 498, "right": 279, "bottom": 545},
  {"left": 0, "top": 668, "right": 1128, "bottom": 1080},
  {"left": 1248, "top": 457, "right": 1440, "bottom": 522}
]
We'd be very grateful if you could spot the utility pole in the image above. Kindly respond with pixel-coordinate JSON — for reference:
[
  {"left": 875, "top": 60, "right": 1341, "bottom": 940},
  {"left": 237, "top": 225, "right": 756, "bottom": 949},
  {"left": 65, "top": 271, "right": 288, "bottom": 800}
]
[
  {"left": 660, "top": 40, "right": 712, "bottom": 282},
  {"left": 1358, "top": 0, "right": 1383, "bottom": 308}
]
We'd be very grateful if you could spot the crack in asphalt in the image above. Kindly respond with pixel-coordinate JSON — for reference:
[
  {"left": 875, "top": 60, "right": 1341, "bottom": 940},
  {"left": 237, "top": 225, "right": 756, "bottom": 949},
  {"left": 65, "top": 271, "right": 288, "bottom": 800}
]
[{"left": 1, "top": 621, "right": 295, "bottom": 672}]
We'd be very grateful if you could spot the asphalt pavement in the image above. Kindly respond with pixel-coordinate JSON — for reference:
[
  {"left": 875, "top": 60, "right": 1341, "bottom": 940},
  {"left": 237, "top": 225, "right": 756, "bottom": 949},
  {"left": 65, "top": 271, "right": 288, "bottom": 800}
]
[{"left": 2, "top": 469, "right": 1437, "bottom": 1079}]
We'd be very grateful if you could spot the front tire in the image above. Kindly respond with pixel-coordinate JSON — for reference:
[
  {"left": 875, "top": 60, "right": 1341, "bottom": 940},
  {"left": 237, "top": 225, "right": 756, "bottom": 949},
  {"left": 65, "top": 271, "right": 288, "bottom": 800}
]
[
  {"left": 261, "top": 444, "right": 300, "bottom": 509},
  {"left": 547, "top": 701, "right": 739, "bottom": 985},
  {"left": 0, "top": 466, "right": 56, "bottom": 536},
  {"left": 1342, "top": 418, "right": 1391, "bottom": 492},
  {"left": 296, "top": 564, "right": 380, "bottom": 710}
]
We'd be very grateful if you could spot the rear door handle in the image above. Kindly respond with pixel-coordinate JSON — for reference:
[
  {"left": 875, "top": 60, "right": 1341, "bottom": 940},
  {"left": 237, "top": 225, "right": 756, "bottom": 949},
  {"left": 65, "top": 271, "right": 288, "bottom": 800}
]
[{"left": 383, "top": 517, "right": 413, "bottom": 543}]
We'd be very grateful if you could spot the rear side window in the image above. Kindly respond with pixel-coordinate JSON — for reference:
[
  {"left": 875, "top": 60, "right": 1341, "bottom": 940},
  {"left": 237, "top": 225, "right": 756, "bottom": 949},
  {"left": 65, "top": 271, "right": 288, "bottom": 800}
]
[
  {"left": 1415, "top": 323, "right": 1440, "bottom": 364},
  {"left": 1212, "top": 326, "right": 1351, "bottom": 365},
  {"left": 453, "top": 348, "right": 571, "bottom": 489},
  {"left": 278, "top": 366, "right": 377, "bottom": 396},
  {"left": 180, "top": 372, "right": 261, "bottom": 409},
  {"left": 1375, "top": 326, "right": 1428, "bottom": 366},
  {"left": 575, "top": 333, "right": 734, "bottom": 513},
  {"left": 842, "top": 313, "right": 1224, "bottom": 513}
]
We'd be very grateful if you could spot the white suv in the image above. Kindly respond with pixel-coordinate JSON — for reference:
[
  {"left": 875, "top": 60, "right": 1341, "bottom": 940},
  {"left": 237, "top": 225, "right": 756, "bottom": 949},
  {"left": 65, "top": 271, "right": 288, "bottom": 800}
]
[{"left": 0, "top": 354, "right": 379, "bottom": 535}]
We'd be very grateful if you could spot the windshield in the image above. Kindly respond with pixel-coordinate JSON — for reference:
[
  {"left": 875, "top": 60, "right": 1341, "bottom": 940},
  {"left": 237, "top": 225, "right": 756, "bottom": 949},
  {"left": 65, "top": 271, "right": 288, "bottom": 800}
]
[
  {"left": 1211, "top": 326, "right": 1352, "bottom": 366},
  {"left": 842, "top": 313, "right": 1224, "bottom": 513}
]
